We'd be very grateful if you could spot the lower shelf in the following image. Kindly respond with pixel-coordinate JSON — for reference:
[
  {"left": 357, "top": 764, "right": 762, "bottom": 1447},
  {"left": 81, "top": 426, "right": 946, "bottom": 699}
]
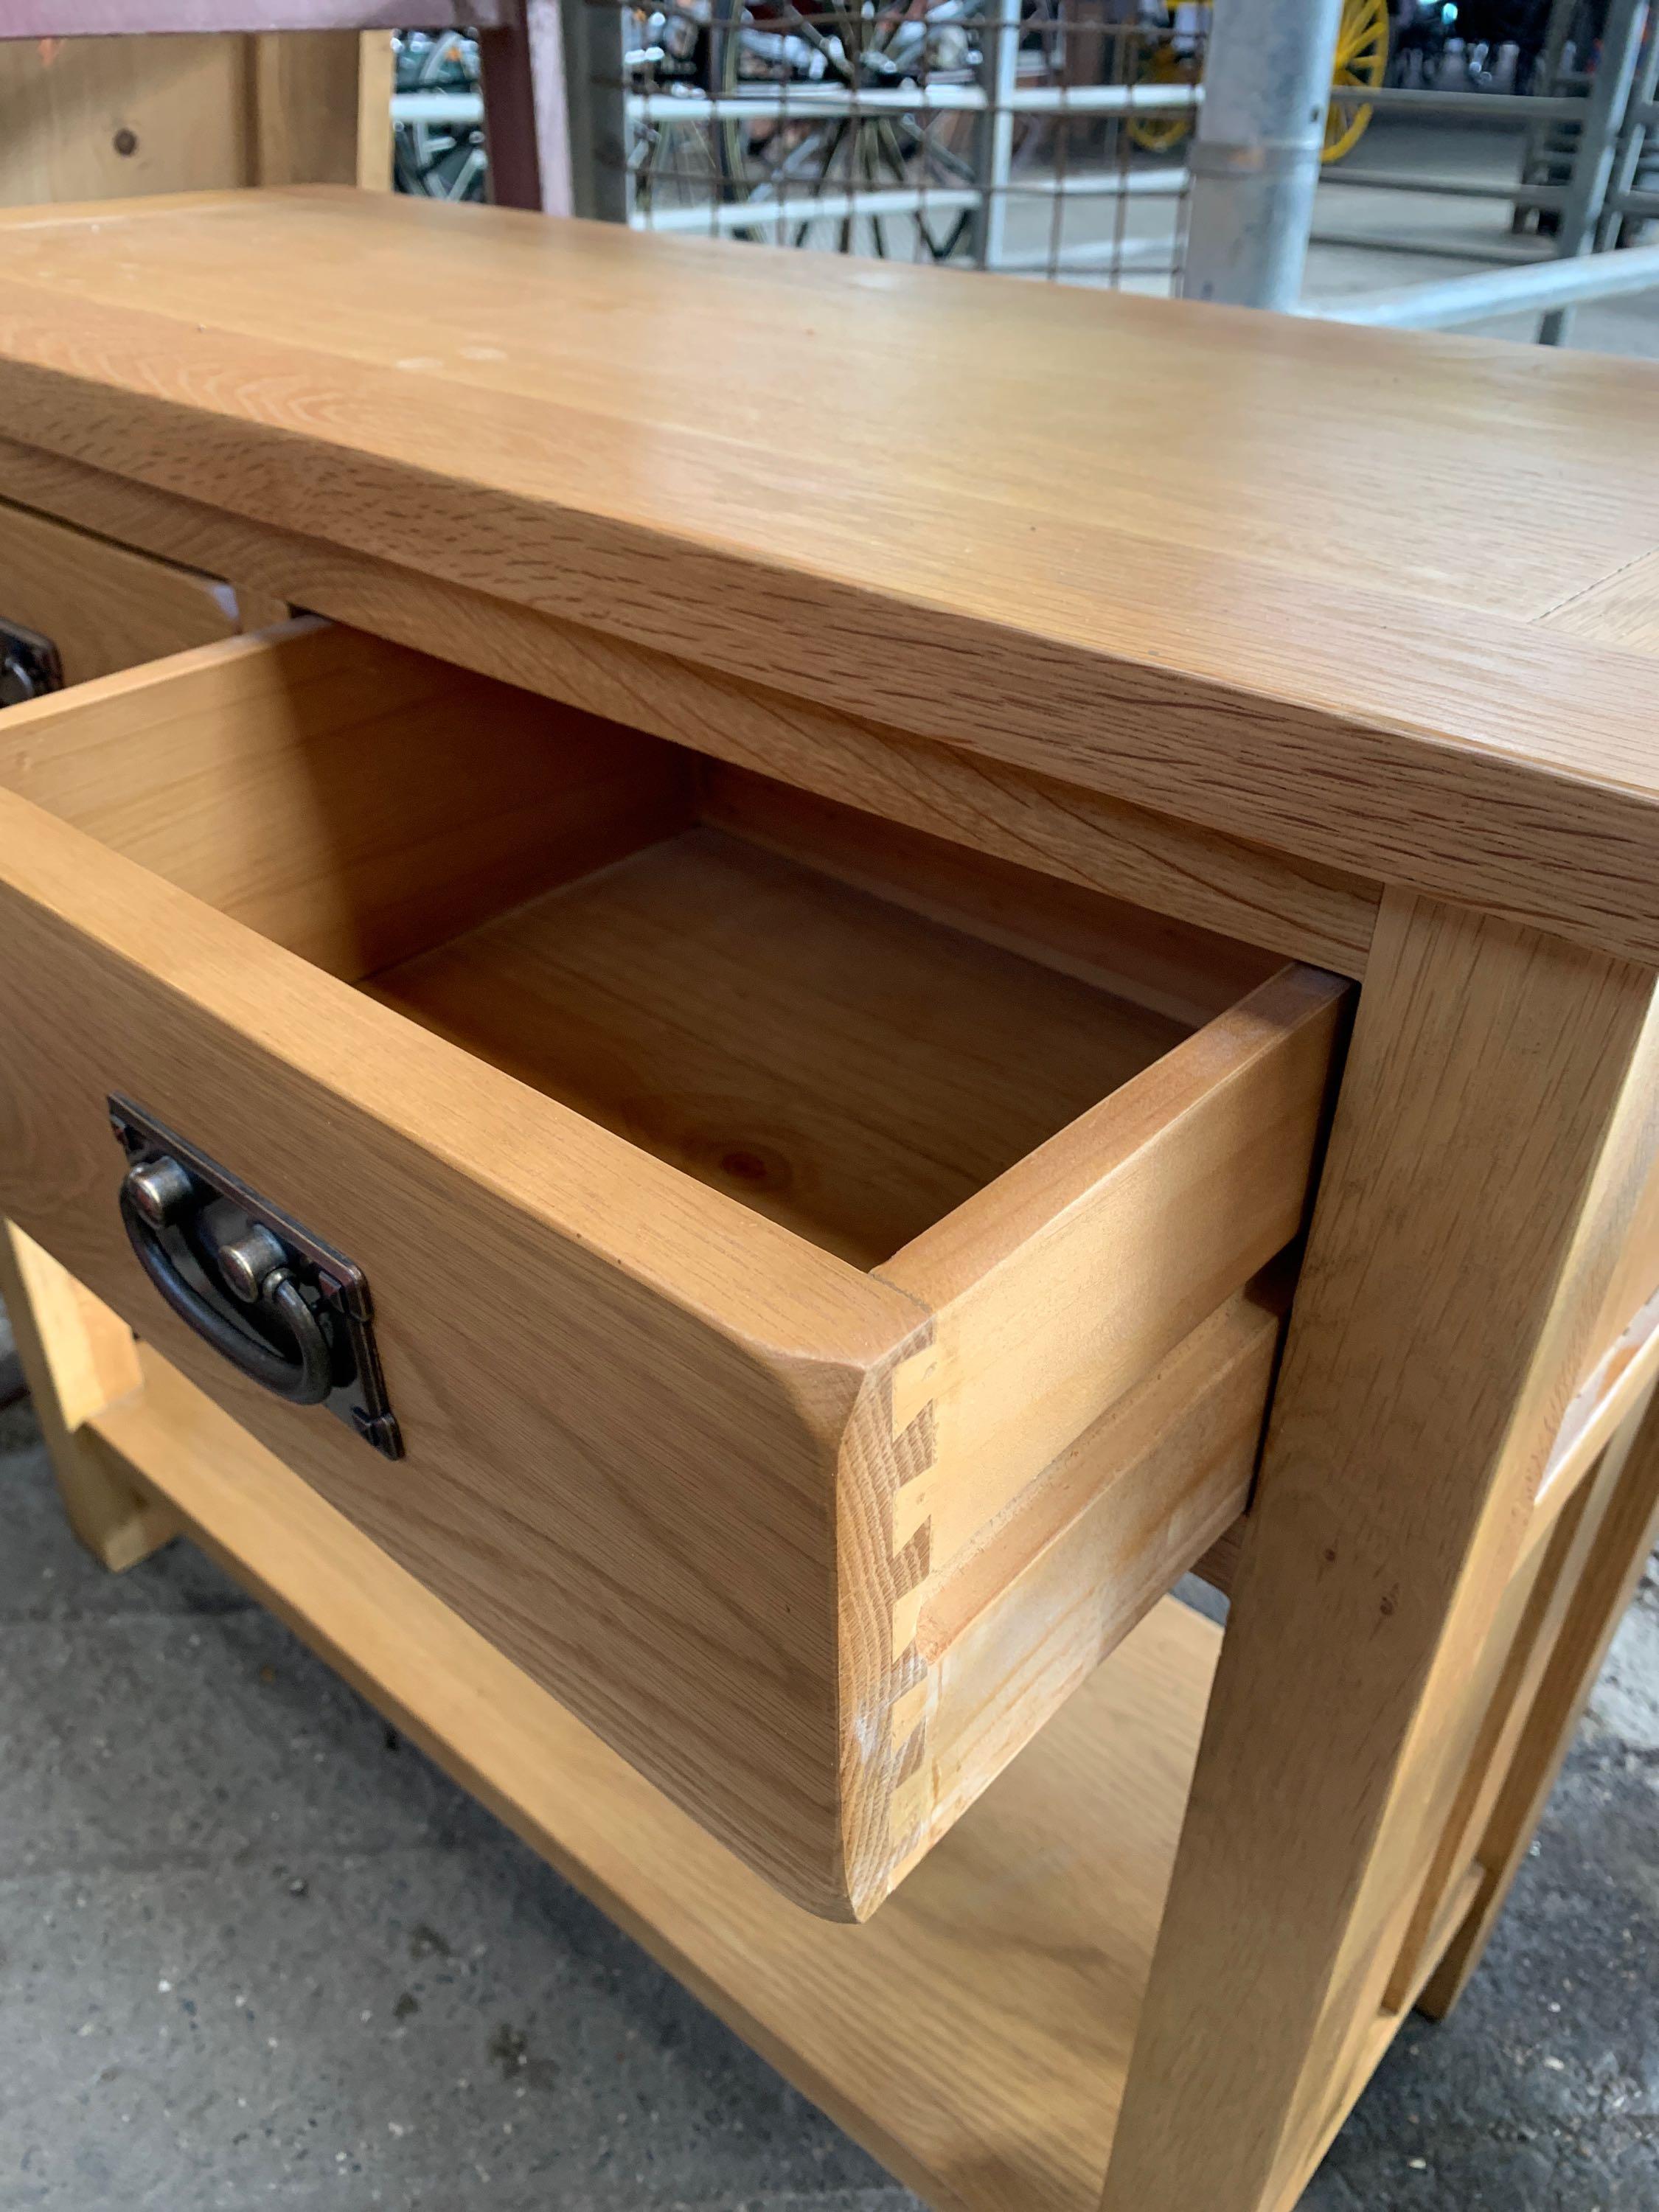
[{"left": 86, "top": 1343, "right": 1221, "bottom": 2212}]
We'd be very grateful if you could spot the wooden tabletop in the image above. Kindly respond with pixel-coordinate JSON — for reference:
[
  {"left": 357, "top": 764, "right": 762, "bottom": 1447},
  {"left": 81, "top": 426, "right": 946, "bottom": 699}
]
[{"left": 2, "top": 186, "right": 1658, "bottom": 961}]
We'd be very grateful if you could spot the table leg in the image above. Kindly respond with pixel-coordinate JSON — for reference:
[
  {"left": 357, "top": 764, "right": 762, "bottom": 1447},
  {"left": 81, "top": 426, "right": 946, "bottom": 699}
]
[
  {"left": 1420, "top": 1388, "right": 1659, "bottom": 2017},
  {"left": 0, "top": 1217, "right": 175, "bottom": 1571},
  {"left": 1101, "top": 890, "right": 1659, "bottom": 2212}
]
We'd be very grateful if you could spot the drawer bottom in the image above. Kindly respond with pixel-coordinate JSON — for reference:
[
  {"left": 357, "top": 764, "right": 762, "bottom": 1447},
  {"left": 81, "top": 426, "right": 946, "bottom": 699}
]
[{"left": 364, "top": 813, "right": 1192, "bottom": 1273}]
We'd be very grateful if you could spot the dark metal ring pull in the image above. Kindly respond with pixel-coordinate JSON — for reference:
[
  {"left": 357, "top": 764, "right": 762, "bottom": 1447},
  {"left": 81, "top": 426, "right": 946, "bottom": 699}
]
[
  {"left": 108, "top": 1099, "right": 403, "bottom": 1459},
  {"left": 119, "top": 1172, "right": 334, "bottom": 1405}
]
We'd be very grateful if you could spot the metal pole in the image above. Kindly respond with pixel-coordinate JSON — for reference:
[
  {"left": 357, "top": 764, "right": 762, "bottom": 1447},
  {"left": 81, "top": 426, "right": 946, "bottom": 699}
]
[
  {"left": 479, "top": 0, "right": 574, "bottom": 215},
  {"left": 1539, "top": 0, "right": 1649, "bottom": 343},
  {"left": 1314, "top": 234, "right": 1659, "bottom": 327},
  {"left": 624, "top": 82, "right": 1201, "bottom": 119},
  {"left": 1597, "top": 12, "right": 1659, "bottom": 246},
  {"left": 1514, "top": 0, "right": 1583, "bottom": 226},
  {"left": 1323, "top": 85, "right": 1583, "bottom": 117},
  {"left": 970, "top": 0, "right": 1022, "bottom": 269},
  {"left": 1307, "top": 231, "right": 1550, "bottom": 262},
  {"left": 1314, "top": 169, "right": 1568, "bottom": 209},
  {"left": 563, "top": 0, "right": 628, "bottom": 221},
  {"left": 1179, "top": 0, "right": 1345, "bottom": 308}
]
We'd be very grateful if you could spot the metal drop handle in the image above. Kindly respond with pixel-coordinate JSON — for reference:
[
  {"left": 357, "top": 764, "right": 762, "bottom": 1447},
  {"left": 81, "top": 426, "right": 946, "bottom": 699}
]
[{"left": 119, "top": 1157, "right": 335, "bottom": 1406}]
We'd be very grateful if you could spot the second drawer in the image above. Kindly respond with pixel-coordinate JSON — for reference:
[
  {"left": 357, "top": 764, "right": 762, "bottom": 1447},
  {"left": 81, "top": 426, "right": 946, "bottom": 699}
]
[{"left": 0, "top": 617, "right": 1347, "bottom": 1919}]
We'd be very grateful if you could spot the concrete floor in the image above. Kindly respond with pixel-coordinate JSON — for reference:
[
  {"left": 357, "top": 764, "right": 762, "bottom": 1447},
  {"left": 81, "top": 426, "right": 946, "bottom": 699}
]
[{"left": 1, "top": 1377, "right": 1655, "bottom": 2211}]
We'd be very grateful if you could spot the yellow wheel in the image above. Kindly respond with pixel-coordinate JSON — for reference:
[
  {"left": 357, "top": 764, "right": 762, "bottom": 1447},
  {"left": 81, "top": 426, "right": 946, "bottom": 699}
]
[
  {"left": 1324, "top": 0, "right": 1388, "bottom": 164},
  {"left": 1128, "top": 30, "right": 1201, "bottom": 154}
]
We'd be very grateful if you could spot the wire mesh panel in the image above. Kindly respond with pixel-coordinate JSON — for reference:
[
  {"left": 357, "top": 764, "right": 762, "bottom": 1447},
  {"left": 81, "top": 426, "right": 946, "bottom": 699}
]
[
  {"left": 613, "top": 1, "right": 1205, "bottom": 288},
  {"left": 388, "top": 10, "right": 1204, "bottom": 285}
]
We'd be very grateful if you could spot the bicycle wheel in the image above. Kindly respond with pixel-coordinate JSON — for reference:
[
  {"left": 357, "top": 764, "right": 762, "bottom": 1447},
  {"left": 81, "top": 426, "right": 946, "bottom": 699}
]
[
  {"left": 1324, "top": 0, "right": 1388, "bottom": 164},
  {"left": 393, "top": 30, "right": 487, "bottom": 201},
  {"left": 707, "top": 0, "right": 978, "bottom": 260},
  {"left": 1128, "top": 32, "right": 1200, "bottom": 154}
]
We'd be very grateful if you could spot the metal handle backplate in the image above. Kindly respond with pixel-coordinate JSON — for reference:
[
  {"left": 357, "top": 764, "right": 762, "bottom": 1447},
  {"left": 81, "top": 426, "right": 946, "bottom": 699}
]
[{"left": 108, "top": 1097, "right": 403, "bottom": 1459}]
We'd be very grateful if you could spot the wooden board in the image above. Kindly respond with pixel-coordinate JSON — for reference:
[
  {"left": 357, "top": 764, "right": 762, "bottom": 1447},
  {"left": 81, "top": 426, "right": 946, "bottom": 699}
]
[
  {"left": 698, "top": 765, "right": 1284, "bottom": 1026},
  {"left": 85, "top": 1335, "right": 1220, "bottom": 2212},
  {"left": 0, "top": 37, "right": 248, "bottom": 207},
  {"left": 10, "top": 4, "right": 501, "bottom": 28},
  {"left": 0, "top": 35, "right": 381, "bottom": 209},
  {"left": 0, "top": 434, "right": 1383, "bottom": 980},
  {"left": 880, "top": 964, "right": 1346, "bottom": 1559},
  {"left": 0, "top": 1220, "right": 172, "bottom": 1571},
  {"left": 908, "top": 1284, "right": 1276, "bottom": 1861},
  {"left": 1, "top": 192, "right": 1658, "bottom": 959},
  {"left": 1541, "top": 557, "right": 1659, "bottom": 1404},
  {"left": 1544, "top": 548, "right": 1659, "bottom": 658},
  {"left": 1422, "top": 1385, "right": 1659, "bottom": 2017},
  {"left": 0, "top": 493, "right": 248, "bottom": 682},
  {"left": 250, "top": 33, "right": 392, "bottom": 192}
]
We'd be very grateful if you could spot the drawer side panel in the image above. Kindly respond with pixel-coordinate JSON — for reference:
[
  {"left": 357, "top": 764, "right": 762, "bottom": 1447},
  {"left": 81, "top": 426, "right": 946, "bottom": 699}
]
[{"left": 878, "top": 964, "right": 1347, "bottom": 1567}]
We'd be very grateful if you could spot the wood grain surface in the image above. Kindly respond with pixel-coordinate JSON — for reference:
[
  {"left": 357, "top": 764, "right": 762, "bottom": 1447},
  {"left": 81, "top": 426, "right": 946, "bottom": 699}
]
[
  {"left": 0, "top": 622, "right": 1326, "bottom": 1918},
  {"left": 880, "top": 963, "right": 1345, "bottom": 1559},
  {"left": 909, "top": 1284, "right": 1278, "bottom": 1862},
  {"left": 369, "top": 826, "right": 1189, "bottom": 1269},
  {"left": 0, "top": 1220, "right": 173, "bottom": 1571},
  {"left": 0, "top": 616, "right": 696, "bottom": 976},
  {"left": 0, "top": 435, "right": 1383, "bottom": 978},
  {"left": 88, "top": 1332, "right": 1223, "bottom": 2212},
  {"left": 1543, "top": 549, "right": 1659, "bottom": 658},
  {"left": 1102, "top": 892, "right": 1659, "bottom": 2211},
  {"left": 1422, "top": 1385, "right": 1659, "bottom": 2017},
  {"left": 1, "top": 191, "right": 1658, "bottom": 956},
  {"left": 698, "top": 766, "right": 1286, "bottom": 1024},
  {"left": 0, "top": 493, "right": 248, "bottom": 681},
  {"left": 0, "top": 35, "right": 379, "bottom": 208}
]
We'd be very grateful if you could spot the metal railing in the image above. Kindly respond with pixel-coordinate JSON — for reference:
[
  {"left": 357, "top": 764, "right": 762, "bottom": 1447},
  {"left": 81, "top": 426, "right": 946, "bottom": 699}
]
[
  {"left": 1320, "top": 233, "right": 1659, "bottom": 324},
  {"left": 389, "top": 9, "right": 1659, "bottom": 337},
  {"left": 1312, "top": 0, "right": 1659, "bottom": 335}
]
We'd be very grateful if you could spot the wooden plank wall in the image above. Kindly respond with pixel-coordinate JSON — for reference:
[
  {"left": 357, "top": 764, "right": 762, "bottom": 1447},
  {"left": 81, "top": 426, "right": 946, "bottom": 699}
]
[{"left": 0, "top": 31, "right": 392, "bottom": 206}]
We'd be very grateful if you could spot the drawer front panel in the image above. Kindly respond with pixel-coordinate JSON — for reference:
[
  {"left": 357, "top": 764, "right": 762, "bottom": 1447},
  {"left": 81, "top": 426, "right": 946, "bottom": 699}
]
[{"left": 0, "top": 493, "right": 253, "bottom": 686}]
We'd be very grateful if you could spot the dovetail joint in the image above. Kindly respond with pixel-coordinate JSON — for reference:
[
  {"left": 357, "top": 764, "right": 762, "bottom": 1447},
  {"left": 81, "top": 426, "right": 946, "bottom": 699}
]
[{"left": 888, "top": 1349, "right": 937, "bottom": 1853}]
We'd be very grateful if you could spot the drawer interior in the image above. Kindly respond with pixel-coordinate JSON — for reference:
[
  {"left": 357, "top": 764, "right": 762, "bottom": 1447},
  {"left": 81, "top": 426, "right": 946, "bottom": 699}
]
[
  {"left": 0, "top": 614, "right": 1282, "bottom": 1279},
  {"left": 365, "top": 804, "right": 1251, "bottom": 1270}
]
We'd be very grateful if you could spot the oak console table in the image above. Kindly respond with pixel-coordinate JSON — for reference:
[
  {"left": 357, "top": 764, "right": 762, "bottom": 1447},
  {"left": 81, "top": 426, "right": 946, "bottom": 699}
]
[{"left": 0, "top": 187, "right": 1656, "bottom": 2212}]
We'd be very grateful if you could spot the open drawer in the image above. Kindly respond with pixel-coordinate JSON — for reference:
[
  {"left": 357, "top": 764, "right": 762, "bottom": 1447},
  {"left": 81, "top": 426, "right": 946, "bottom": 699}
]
[{"left": 0, "top": 618, "right": 1349, "bottom": 1919}]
